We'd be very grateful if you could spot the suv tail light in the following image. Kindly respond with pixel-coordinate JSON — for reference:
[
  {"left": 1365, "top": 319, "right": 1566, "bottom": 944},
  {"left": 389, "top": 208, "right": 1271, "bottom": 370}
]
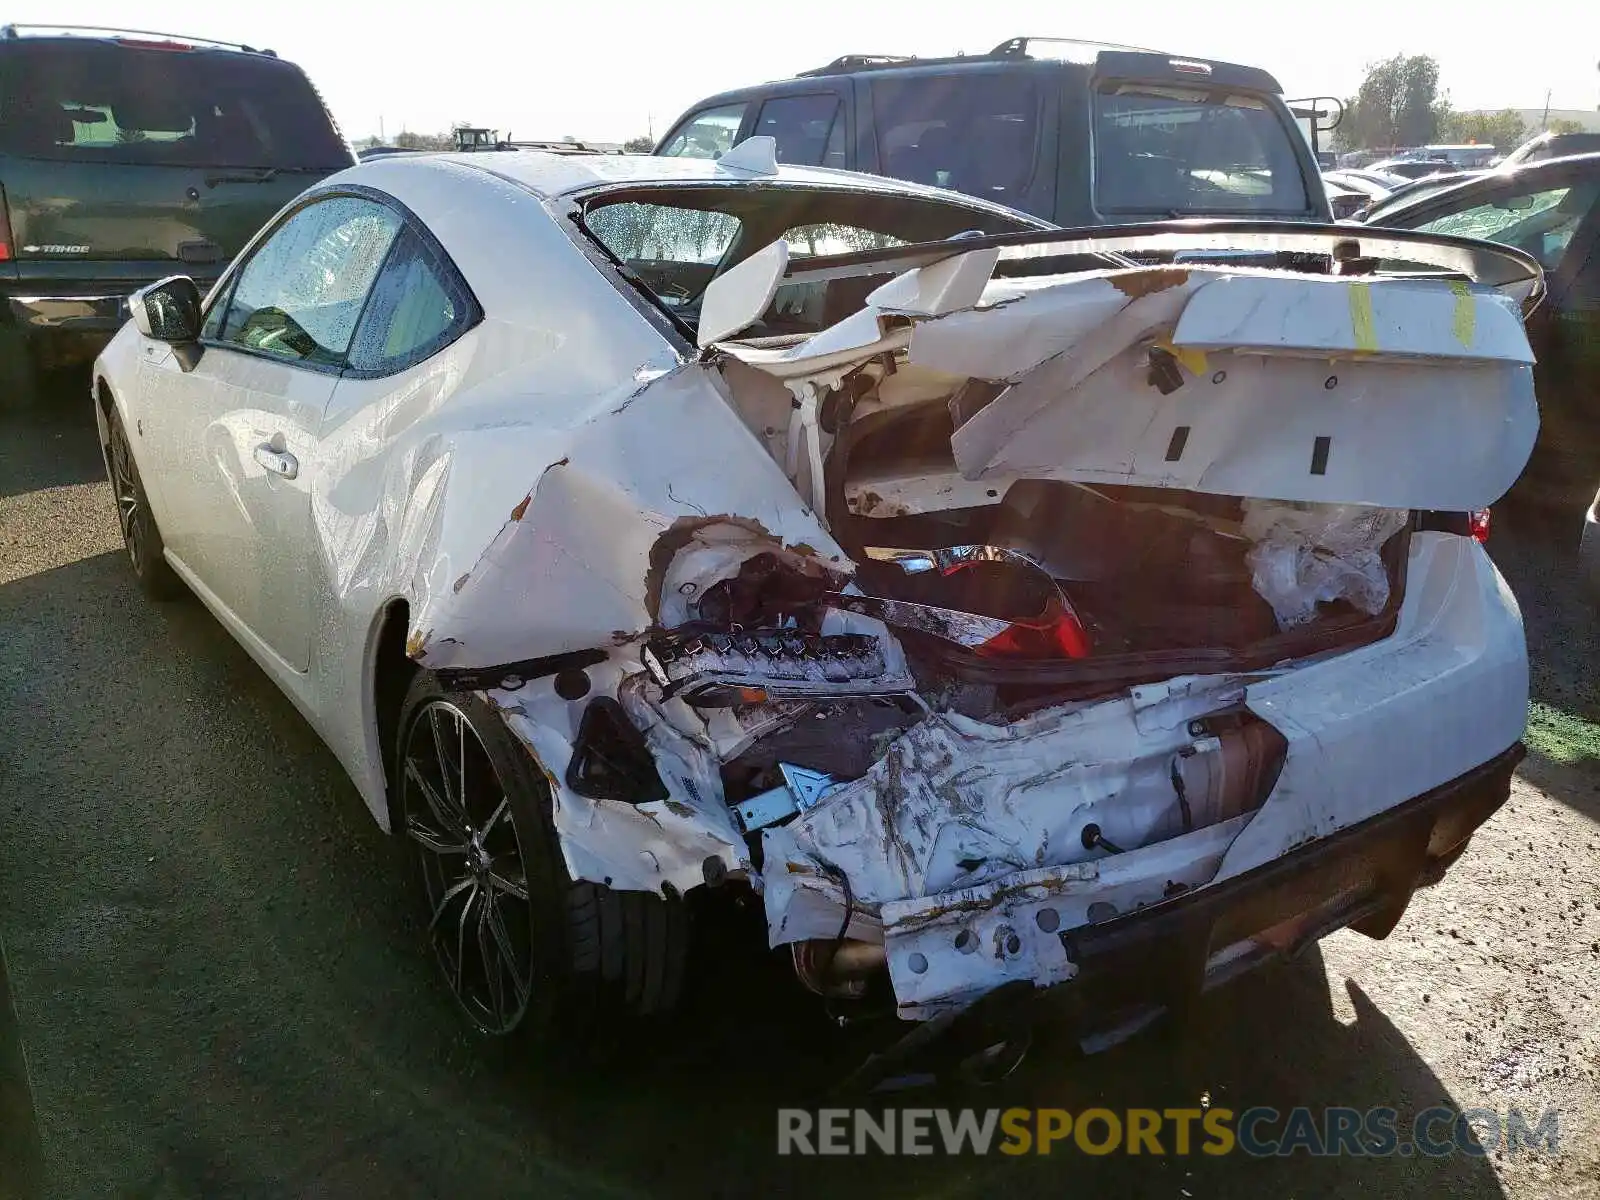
[
  {"left": 1470, "top": 508, "right": 1491, "bottom": 544},
  {"left": 0, "top": 185, "right": 12, "bottom": 261}
]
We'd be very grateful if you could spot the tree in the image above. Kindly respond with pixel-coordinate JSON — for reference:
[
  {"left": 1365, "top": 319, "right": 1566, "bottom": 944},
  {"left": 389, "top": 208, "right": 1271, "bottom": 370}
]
[
  {"left": 1440, "top": 109, "right": 1527, "bottom": 150},
  {"left": 1548, "top": 118, "right": 1587, "bottom": 136},
  {"left": 394, "top": 129, "right": 452, "bottom": 151},
  {"left": 623, "top": 135, "right": 655, "bottom": 153},
  {"left": 1334, "top": 54, "right": 1447, "bottom": 150}
]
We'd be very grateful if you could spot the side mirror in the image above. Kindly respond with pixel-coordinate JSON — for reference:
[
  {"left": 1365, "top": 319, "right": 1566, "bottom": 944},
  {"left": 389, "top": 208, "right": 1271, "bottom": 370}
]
[{"left": 129, "top": 275, "right": 202, "bottom": 343}]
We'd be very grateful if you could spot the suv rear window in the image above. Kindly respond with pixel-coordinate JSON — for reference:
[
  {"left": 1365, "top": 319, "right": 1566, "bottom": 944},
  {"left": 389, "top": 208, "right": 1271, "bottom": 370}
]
[
  {"left": 871, "top": 73, "right": 1039, "bottom": 204},
  {"left": 1094, "top": 84, "right": 1309, "bottom": 215},
  {"left": 0, "top": 42, "right": 350, "bottom": 169}
]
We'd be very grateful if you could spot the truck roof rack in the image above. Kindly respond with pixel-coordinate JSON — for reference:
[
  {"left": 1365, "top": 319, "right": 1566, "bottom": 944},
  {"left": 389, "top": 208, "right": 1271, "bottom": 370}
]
[
  {"left": 797, "top": 54, "right": 918, "bottom": 77},
  {"left": 795, "top": 37, "right": 1172, "bottom": 78},
  {"left": 0, "top": 24, "right": 275, "bottom": 55},
  {"left": 988, "top": 36, "right": 1162, "bottom": 59}
]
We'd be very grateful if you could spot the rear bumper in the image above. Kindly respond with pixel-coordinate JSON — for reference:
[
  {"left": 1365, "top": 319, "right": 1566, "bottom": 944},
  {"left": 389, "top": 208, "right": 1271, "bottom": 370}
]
[
  {"left": 839, "top": 743, "right": 1520, "bottom": 1089},
  {"left": 1046, "top": 741, "right": 1519, "bottom": 1034},
  {"left": 881, "top": 741, "right": 1520, "bottom": 1033},
  {"left": 8, "top": 292, "right": 129, "bottom": 335}
]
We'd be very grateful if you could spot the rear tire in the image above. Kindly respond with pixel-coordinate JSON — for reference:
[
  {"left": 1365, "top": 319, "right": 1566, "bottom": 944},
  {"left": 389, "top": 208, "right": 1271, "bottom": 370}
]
[
  {"left": 394, "top": 672, "right": 688, "bottom": 1054},
  {"left": 105, "top": 408, "right": 183, "bottom": 600}
]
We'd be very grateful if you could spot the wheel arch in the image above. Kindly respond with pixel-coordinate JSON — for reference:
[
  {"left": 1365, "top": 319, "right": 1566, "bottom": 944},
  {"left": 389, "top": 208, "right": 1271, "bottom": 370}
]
[
  {"left": 367, "top": 595, "right": 421, "bottom": 833},
  {"left": 92, "top": 375, "right": 117, "bottom": 476}
]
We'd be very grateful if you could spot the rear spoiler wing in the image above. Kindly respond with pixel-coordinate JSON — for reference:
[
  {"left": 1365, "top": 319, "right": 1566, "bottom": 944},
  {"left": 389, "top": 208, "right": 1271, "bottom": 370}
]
[{"left": 775, "top": 220, "right": 1544, "bottom": 303}]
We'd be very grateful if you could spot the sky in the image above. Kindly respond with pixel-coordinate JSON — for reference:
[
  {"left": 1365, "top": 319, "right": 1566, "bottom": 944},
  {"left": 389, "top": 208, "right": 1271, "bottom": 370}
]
[{"left": 28, "top": 0, "right": 1600, "bottom": 143}]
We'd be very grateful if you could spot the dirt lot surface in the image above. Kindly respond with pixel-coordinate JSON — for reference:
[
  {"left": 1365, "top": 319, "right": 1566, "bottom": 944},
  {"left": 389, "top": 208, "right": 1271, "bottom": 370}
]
[{"left": 1, "top": 393, "right": 1597, "bottom": 1199}]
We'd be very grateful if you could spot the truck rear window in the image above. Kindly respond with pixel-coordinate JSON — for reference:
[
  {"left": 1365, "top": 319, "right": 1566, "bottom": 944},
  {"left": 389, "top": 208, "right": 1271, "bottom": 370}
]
[
  {"left": 1094, "top": 84, "right": 1309, "bottom": 216},
  {"left": 0, "top": 42, "right": 350, "bottom": 169}
]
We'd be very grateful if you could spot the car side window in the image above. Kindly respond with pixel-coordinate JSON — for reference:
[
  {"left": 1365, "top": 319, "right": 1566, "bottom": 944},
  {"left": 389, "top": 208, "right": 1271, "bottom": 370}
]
[
  {"left": 658, "top": 103, "right": 747, "bottom": 160},
  {"left": 1415, "top": 182, "right": 1600, "bottom": 270},
  {"left": 872, "top": 74, "right": 1039, "bottom": 203},
  {"left": 347, "top": 226, "right": 473, "bottom": 374},
  {"left": 753, "top": 94, "right": 842, "bottom": 166},
  {"left": 212, "top": 196, "right": 402, "bottom": 366}
]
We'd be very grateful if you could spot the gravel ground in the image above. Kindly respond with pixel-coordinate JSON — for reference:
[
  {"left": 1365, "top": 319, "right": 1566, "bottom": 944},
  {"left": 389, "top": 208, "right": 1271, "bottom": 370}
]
[{"left": 1, "top": 393, "right": 1597, "bottom": 1199}]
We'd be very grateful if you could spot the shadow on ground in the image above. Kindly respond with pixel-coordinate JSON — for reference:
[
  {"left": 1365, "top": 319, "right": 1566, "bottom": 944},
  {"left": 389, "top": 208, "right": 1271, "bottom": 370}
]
[
  {"left": 0, "top": 377, "right": 104, "bottom": 500},
  {"left": 0, "top": 546, "right": 1508, "bottom": 1199},
  {"left": 1488, "top": 502, "right": 1600, "bottom": 818}
]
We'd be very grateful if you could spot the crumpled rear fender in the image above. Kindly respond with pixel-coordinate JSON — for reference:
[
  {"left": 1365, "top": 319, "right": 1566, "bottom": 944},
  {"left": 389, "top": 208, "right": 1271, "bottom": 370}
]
[{"left": 398, "top": 362, "right": 847, "bottom": 671}]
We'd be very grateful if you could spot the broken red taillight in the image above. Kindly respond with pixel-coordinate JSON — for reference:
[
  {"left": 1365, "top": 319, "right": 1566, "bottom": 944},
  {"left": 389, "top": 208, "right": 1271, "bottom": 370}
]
[
  {"left": 975, "top": 604, "right": 1092, "bottom": 659},
  {"left": 1470, "top": 508, "right": 1491, "bottom": 545},
  {"left": 839, "top": 545, "right": 1094, "bottom": 661}
]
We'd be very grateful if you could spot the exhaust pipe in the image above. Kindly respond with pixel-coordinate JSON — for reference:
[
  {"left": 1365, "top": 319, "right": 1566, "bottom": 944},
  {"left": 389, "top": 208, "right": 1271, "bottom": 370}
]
[{"left": 791, "top": 938, "right": 887, "bottom": 998}]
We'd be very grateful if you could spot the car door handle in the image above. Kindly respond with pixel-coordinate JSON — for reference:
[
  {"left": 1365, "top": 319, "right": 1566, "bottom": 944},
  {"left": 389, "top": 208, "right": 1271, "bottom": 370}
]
[{"left": 253, "top": 443, "right": 299, "bottom": 480}]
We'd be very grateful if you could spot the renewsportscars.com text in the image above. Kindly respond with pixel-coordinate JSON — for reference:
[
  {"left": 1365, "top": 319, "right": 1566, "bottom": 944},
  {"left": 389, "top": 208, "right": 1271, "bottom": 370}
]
[{"left": 777, "top": 1106, "right": 1561, "bottom": 1157}]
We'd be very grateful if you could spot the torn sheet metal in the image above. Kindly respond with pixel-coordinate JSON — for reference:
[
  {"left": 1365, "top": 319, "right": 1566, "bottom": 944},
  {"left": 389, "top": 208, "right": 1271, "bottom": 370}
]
[
  {"left": 763, "top": 533, "right": 1526, "bottom": 1015},
  {"left": 715, "top": 265, "right": 1539, "bottom": 511},
  {"left": 881, "top": 816, "right": 1250, "bottom": 1016},
  {"left": 494, "top": 663, "right": 753, "bottom": 896},
  {"left": 402, "top": 363, "right": 849, "bottom": 671},
  {"left": 759, "top": 675, "right": 1250, "bottom": 945}
]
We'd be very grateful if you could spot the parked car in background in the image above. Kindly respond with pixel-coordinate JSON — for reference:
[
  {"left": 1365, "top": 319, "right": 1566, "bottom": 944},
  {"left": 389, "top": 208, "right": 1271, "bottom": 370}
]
[
  {"left": 1324, "top": 168, "right": 1404, "bottom": 200},
  {"left": 1368, "top": 156, "right": 1463, "bottom": 181},
  {"left": 1426, "top": 144, "right": 1501, "bottom": 169},
  {"left": 1362, "top": 153, "right": 1600, "bottom": 520},
  {"left": 1500, "top": 130, "right": 1600, "bottom": 169},
  {"left": 93, "top": 144, "right": 1538, "bottom": 1067},
  {"left": 0, "top": 24, "right": 354, "bottom": 404},
  {"left": 1322, "top": 175, "right": 1370, "bottom": 219},
  {"left": 656, "top": 36, "right": 1333, "bottom": 226},
  {"left": 1360, "top": 170, "right": 1489, "bottom": 219}
]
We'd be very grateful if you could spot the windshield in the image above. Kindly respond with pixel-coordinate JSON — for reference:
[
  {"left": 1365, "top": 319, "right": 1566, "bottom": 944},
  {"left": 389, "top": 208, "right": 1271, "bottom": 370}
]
[
  {"left": 578, "top": 184, "right": 1034, "bottom": 339},
  {"left": 1410, "top": 180, "right": 1600, "bottom": 270},
  {"left": 0, "top": 42, "right": 351, "bottom": 169},
  {"left": 1093, "top": 84, "right": 1310, "bottom": 215}
]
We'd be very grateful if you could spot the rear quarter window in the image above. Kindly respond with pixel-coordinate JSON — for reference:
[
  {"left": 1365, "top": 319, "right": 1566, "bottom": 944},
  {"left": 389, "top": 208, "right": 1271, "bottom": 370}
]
[
  {"left": 753, "top": 94, "right": 845, "bottom": 168},
  {"left": 658, "top": 103, "right": 747, "bottom": 160},
  {"left": 0, "top": 42, "right": 350, "bottom": 169}
]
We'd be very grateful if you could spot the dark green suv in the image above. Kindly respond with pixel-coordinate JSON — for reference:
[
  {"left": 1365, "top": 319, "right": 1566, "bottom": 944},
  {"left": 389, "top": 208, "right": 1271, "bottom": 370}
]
[
  {"left": 0, "top": 25, "right": 355, "bottom": 403},
  {"left": 657, "top": 37, "right": 1331, "bottom": 230}
]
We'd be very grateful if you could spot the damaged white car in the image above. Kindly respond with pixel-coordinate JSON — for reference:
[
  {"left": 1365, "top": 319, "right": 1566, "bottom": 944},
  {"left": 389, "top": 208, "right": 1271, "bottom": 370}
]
[{"left": 93, "top": 142, "right": 1541, "bottom": 1067}]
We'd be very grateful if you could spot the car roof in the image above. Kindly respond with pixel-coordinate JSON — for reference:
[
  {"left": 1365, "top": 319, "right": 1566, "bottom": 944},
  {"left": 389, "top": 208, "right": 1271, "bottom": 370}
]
[
  {"left": 350, "top": 149, "right": 1055, "bottom": 223},
  {"left": 1366, "top": 151, "right": 1600, "bottom": 224}
]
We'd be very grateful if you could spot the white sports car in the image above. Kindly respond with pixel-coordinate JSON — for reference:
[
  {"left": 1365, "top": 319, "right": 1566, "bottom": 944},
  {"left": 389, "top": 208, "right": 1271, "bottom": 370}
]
[{"left": 93, "top": 141, "right": 1540, "bottom": 1071}]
